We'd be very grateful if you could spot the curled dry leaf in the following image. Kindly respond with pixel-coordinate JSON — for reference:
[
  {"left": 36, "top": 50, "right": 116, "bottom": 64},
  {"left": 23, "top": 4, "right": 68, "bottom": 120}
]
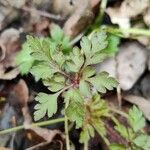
[
  {"left": 0, "top": 28, "right": 21, "bottom": 80},
  {"left": 29, "top": 127, "right": 62, "bottom": 142},
  {"left": 123, "top": 95, "right": 150, "bottom": 121},
  {"left": 63, "top": 0, "right": 94, "bottom": 38},
  {"left": 0, "top": 0, "right": 25, "bottom": 31},
  {"left": 63, "top": 0, "right": 101, "bottom": 38},
  {"left": 106, "top": 0, "right": 149, "bottom": 28},
  {"left": 96, "top": 42, "right": 148, "bottom": 90},
  {"left": 9, "top": 79, "right": 29, "bottom": 107}
]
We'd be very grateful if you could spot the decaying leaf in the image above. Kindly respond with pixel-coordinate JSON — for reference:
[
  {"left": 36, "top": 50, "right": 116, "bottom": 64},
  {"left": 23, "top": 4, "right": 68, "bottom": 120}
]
[
  {"left": 107, "top": 0, "right": 149, "bottom": 28},
  {"left": 0, "top": 28, "right": 21, "bottom": 80},
  {"left": 63, "top": 0, "right": 93, "bottom": 38}
]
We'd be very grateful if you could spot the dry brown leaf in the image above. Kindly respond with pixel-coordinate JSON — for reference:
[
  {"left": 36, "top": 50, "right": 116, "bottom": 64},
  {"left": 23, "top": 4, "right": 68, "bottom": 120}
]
[
  {"left": 0, "top": 28, "right": 21, "bottom": 80},
  {"left": 107, "top": 0, "right": 149, "bottom": 28},
  {"left": 123, "top": 95, "right": 150, "bottom": 121},
  {"left": 63, "top": 0, "right": 93, "bottom": 38},
  {"left": 29, "top": 127, "right": 61, "bottom": 142},
  {"left": 9, "top": 79, "right": 29, "bottom": 107}
]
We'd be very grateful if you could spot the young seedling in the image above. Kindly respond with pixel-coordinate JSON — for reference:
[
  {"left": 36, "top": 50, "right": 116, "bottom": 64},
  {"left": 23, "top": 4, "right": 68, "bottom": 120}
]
[{"left": 16, "top": 25, "right": 150, "bottom": 150}]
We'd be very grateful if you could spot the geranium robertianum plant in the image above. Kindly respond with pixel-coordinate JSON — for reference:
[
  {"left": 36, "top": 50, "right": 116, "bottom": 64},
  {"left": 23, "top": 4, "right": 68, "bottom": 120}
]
[{"left": 16, "top": 25, "right": 150, "bottom": 150}]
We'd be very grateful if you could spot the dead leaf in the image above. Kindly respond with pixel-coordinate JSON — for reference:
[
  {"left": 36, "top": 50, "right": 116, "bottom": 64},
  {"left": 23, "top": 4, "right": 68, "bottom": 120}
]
[
  {"left": 63, "top": 0, "right": 93, "bottom": 38},
  {"left": 107, "top": 0, "right": 149, "bottom": 28},
  {"left": 9, "top": 79, "right": 29, "bottom": 107},
  {"left": 29, "top": 127, "right": 61, "bottom": 142},
  {"left": 123, "top": 95, "right": 150, "bottom": 121},
  {"left": 33, "top": 18, "right": 50, "bottom": 36},
  {"left": 0, "top": 28, "right": 21, "bottom": 80}
]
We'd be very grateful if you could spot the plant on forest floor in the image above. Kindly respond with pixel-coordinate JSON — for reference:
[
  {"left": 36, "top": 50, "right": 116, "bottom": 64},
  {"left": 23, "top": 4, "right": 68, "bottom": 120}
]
[{"left": 16, "top": 25, "right": 150, "bottom": 150}]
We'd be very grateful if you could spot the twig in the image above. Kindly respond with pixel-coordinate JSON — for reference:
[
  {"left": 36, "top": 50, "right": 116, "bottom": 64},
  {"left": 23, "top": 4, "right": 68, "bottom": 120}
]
[
  {"left": 64, "top": 100, "right": 70, "bottom": 150},
  {"left": 22, "top": 6, "right": 64, "bottom": 21},
  {"left": 0, "top": 117, "right": 65, "bottom": 135},
  {"left": 26, "top": 141, "right": 50, "bottom": 150},
  {"left": 109, "top": 108, "right": 128, "bottom": 118},
  {"left": 84, "top": 141, "right": 88, "bottom": 150},
  {"left": 99, "top": 0, "right": 108, "bottom": 24},
  {"left": 105, "top": 26, "right": 150, "bottom": 37}
]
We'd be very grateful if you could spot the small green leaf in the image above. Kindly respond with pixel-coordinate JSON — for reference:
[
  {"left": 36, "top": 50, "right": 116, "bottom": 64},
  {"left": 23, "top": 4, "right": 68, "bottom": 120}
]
[
  {"left": 79, "top": 80, "right": 91, "bottom": 98},
  {"left": 81, "top": 31, "right": 109, "bottom": 66},
  {"left": 109, "top": 144, "right": 126, "bottom": 150},
  {"left": 66, "top": 100, "right": 85, "bottom": 128},
  {"left": 91, "top": 31, "right": 108, "bottom": 53},
  {"left": 53, "top": 51, "right": 65, "bottom": 67},
  {"left": 27, "top": 36, "right": 51, "bottom": 61},
  {"left": 103, "top": 34, "right": 120, "bottom": 56},
  {"left": 91, "top": 94, "right": 109, "bottom": 117},
  {"left": 66, "top": 47, "right": 84, "bottom": 72},
  {"left": 89, "top": 52, "right": 107, "bottom": 65},
  {"left": 92, "top": 118, "right": 106, "bottom": 136},
  {"left": 80, "top": 36, "right": 91, "bottom": 57},
  {"left": 43, "top": 74, "right": 65, "bottom": 92},
  {"left": 87, "top": 72, "right": 118, "bottom": 93},
  {"left": 51, "top": 25, "right": 64, "bottom": 42},
  {"left": 133, "top": 134, "right": 150, "bottom": 150},
  {"left": 128, "top": 106, "right": 145, "bottom": 132},
  {"left": 16, "top": 42, "right": 34, "bottom": 74},
  {"left": 82, "top": 66, "right": 96, "bottom": 79},
  {"left": 114, "top": 124, "right": 129, "bottom": 139},
  {"left": 80, "top": 128, "right": 90, "bottom": 143},
  {"left": 34, "top": 92, "right": 60, "bottom": 121},
  {"left": 30, "top": 62, "right": 56, "bottom": 81}
]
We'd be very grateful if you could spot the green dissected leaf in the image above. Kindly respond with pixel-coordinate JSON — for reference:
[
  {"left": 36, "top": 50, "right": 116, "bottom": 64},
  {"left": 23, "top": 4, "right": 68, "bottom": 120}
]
[
  {"left": 30, "top": 62, "right": 57, "bottom": 81},
  {"left": 79, "top": 123, "right": 95, "bottom": 143},
  {"left": 34, "top": 92, "right": 60, "bottom": 121},
  {"left": 91, "top": 94, "right": 109, "bottom": 117},
  {"left": 43, "top": 74, "right": 65, "bottom": 92},
  {"left": 65, "top": 89, "right": 85, "bottom": 128},
  {"left": 80, "top": 31, "right": 108, "bottom": 65},
  {"left": 52, "top": 50, "right": 65, "bottom": 67},
  {"left": 114, "top": 124, "right": 129, "bottom": 139},
  {"left": 128, "top": 106, "right": 145, "bottom": 132},
  {"left": 103, "top": 34, "right": 120, "bottom": 56},
  {"left": 92, "top": 118, "right": 106, "bottom": 136},
  {"left": 65, "top": 100, "right": 85, "bottom": 128},
  {"left": 51, "top": 25, "right": 64, "bottom": 42},
  {"left": 66, "top": 47, "right": 84, "bottom": 72},
  {"left": 133, "top": 134, "right": 150, "bottom": 150},
  {"left": 82, "top": 66, "right": 96, "bottom": 79},
  {"left": 109, "top": 144, "right": 126, "bottom": 150},
  {"left": 114, "top": 120, "right": 135, "bottom": 141},
  {"left": 80, "top": 94, "right": 109, "bottom": 143},
  {"left": 64, "top": 88, "right": 84, "bottom": 104},
  {"left": 27, "top": 36, "right": 51, "bottom": 62},
  {"left": 16, "top": 42, "right": 34, "bottom": 75},
  {"left": 87, "top": 72, "right": 118, "bottom": 93},
  {"left": 50, "top": 25, "right": 71, "bottom": 54},
  {"left": 80, "top": 127, "right": 90, "bottom": 143},
  {"left": 79, "top": 80, "right": 91, "bottom": 98}
]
